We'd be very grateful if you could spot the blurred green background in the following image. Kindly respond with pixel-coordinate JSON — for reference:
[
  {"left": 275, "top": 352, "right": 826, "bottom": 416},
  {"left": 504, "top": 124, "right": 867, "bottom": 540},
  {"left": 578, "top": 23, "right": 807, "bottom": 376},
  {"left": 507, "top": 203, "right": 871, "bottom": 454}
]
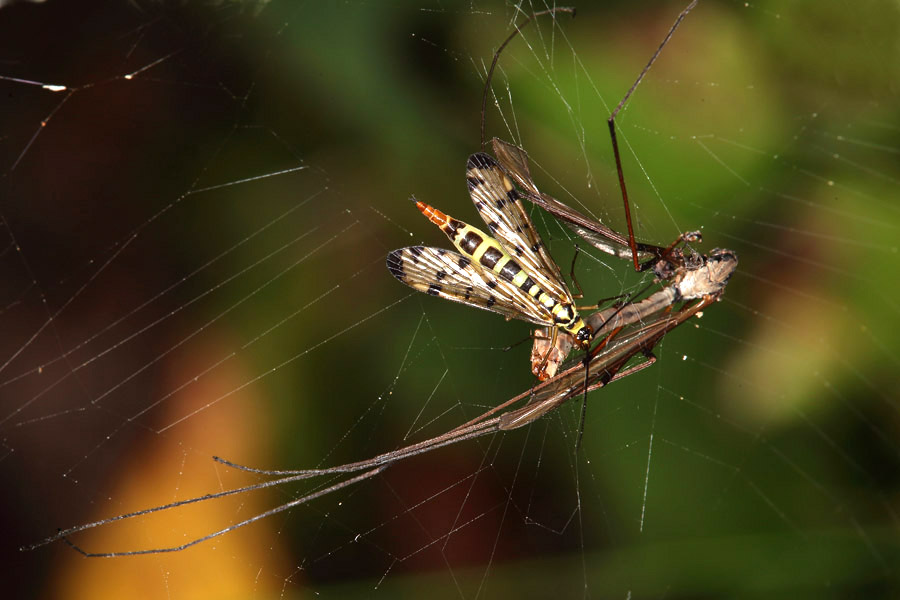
[{"left": 2, "top": 0, "right": 898, "bottom": 598}]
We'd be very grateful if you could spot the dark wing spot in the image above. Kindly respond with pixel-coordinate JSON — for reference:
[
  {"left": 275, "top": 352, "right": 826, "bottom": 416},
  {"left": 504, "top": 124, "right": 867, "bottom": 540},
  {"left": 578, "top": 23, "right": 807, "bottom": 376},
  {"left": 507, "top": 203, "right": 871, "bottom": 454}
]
[
  {"left": 467, "top": 176, "right": 486, "bottom": 189},
  {"left": 464, "top": 286, "right": 473, "bottom": 300},
  {"left": 513, "top": 245, "right": 524, "bottom": 257},
  {"left": 474, "top": 200, "right": 486, "bottom": 211},
  {"left": 427, "top": 284, "right": 442, "bottom": 296},
  {"left": 436, "top": 270, "right": 446, "bottom": 280},
  {"left": 457, "top": 256, "right": 471, "bottom": 269},
  {"left": 409, "top": 246, "right": 424, "bottom": 262},
  {"left": 487, "top": 221, "right": 499, "bottom": 235},
  {"left": 467, "top": 153, "right": 496, "bottom": 170},
  {"left": 436, "top": 248, "right": 446, "bottom": 257},
  {"left": 506, "top": 189, "right": 518, "bottom": 202},
  {"left": 531, "top": 243, "right": 541, "bottom": 252},
  {"left": 486, "top": 295, "right": 496, "bottom": 308},
  {"left": 386, "top": 250, "right": 405, "bottom": 279},
  {"left": 487, "top": 280, "right": 497, "bottom": 289},
  {"left": 495, "top": 197, "right": 505, "bottom": 208}
]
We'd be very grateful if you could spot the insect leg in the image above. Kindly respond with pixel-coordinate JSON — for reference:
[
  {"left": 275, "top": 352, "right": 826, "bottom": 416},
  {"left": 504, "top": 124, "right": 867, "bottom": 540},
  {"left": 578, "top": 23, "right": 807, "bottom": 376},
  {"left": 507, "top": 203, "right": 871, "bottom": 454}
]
[{"left": 607, "top": 1, "right": 699, "bottom": 270}]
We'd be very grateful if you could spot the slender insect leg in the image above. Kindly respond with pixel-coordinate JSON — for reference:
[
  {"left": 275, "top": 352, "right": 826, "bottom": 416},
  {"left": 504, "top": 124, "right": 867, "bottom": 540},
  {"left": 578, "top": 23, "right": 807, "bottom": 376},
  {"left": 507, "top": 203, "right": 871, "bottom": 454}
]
[
  {"left": 569, "top": 245, "right": 633, "bottom": 312},
  {"left": 575, "top": 347, "right": 659, "bottom": 450},
  {"left": 662, "top": 229, "right": 702, "bottom": 260},
  {"left": 589, "top": 325, "right": 626, "bottom": 360},
  {"left": 575, "top": 349, "right": 592, "bottom": 450},
  {"left": 568, "top": 244, "right": 585, "bottom": 299},
  {"left": 481, "top": 7, "right": 577, "bottom": 149},
  {"left": 574, "top": 322, "right": 626, "bottom": 449},
  {"left": 577, "top": 293, "right": 631, "bottom": 312},
  {"left": 606, "top": 349, "right": 657, "bottom": 384},
  {"left": 502, "top": 333, "right": 537, "bottom": 352},
  {"left": 607, "top": 1, "right": 699, "bottom": 270}
]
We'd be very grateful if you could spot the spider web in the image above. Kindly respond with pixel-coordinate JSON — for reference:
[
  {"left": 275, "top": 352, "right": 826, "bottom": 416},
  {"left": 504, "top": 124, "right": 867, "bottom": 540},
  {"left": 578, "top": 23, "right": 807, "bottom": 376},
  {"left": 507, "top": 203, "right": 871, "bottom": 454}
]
[{"left": 3, "top": 0, "right": 899, "bottom": 598}]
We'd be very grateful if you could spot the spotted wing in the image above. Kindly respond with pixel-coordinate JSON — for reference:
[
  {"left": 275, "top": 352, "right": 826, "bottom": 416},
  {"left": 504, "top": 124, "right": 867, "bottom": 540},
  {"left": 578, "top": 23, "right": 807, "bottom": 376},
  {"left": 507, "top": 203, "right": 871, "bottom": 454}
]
[
  {"left": 386, "top": 246, "right": 555, "bottom": 327},
  {"left": 491, "top": 137, "right": 662, "bottom": 263},
  {"left": 465, "top": 152, "right": 570, "bottom": 301}
]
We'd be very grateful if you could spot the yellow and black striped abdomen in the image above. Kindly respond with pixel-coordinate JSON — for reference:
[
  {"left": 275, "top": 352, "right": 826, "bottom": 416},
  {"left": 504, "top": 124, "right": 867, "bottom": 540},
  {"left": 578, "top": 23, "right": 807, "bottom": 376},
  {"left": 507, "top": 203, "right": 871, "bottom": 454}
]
[{"left": 414, "top": 199, "right": 590, "bottom": 345}]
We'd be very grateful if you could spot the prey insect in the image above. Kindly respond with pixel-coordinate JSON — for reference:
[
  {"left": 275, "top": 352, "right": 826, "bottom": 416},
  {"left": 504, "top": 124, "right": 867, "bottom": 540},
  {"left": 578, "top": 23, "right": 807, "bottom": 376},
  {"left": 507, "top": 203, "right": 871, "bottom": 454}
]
[
  {"left": 22, "top": 247, "right": 735, "bottom": 557},
  {"left": 387, "top": 152, "right": 593, "bottom": 376},
  {"left": 505, "top": 246, "right": 735, "bottom": 429}
]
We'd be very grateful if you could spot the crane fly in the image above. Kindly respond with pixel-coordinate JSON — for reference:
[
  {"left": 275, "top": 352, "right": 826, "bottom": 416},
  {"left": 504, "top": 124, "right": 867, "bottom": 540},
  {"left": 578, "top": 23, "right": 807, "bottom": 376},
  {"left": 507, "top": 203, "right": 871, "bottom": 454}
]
[
  {"left": 22, "top": 246, "right": 735, "bottom": 557},
  {"left": 502, "top": 246, "right": 736, "bottom": 429}
]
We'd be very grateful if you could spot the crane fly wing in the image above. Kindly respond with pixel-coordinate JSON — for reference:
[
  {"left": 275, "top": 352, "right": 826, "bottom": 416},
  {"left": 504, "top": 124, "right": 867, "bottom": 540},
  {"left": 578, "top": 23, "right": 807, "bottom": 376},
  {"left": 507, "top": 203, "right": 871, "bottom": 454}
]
[{"left": 491, "top": 137, "right": 540, "bottom": 196}]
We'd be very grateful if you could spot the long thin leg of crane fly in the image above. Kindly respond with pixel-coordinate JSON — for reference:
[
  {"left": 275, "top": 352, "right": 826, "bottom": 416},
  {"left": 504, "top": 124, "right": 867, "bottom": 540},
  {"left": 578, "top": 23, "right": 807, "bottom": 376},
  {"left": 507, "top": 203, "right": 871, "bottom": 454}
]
[
  {"left": 577, "top": 290, "right": 640, "bottom": 313},
  {"left": 448, "top": 345, "right": 618, "bottom": 434},
  {"left": 480, "top": 6, "right": 576, "bottom": 149},
  {"left": 21, "top": 469, "right": 373, "bottom": 553},
  {"left": 608, "top": 0, "right": 699, "bottom": 270},
  {"left": 569, "top": 245, "right": 586, "bottom": 299},
  {"left": 498, "top": 348, "right": 659, "bottom": 431},
  {"left": 83, "top": 296, "right": 695, "bottom": 554},
  {"left": 29, "top": 296, "right": 722, "bottom": 557},
  {"left": 577, "top": 276, "right": 660, "bottom": 319},
  {"left": 575, "top": 322, "right": 627, "bottom": 450},
  {"left": 570, "top": 244, "right": 635, "bottom": 312},
  {"left": 479, "top": 2, "right": 698, "bottom": 269},
  {"left": 24, "top": 418, "right": 503, "bottom": 556},
  {"left": 514, "top": 294, "right": 715, "bottom": 436},
  {"left": 60, "top": 466, "right": 391, "bottom": 558},
  {"left": 217, "top": 417, "right": 502, "bottom": 477},
  {"left": 575, "top": 348, "right": 591, "bottom": 450},
  {"left": 501, "top": 333, "right": 536, "bottom": 352}
]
